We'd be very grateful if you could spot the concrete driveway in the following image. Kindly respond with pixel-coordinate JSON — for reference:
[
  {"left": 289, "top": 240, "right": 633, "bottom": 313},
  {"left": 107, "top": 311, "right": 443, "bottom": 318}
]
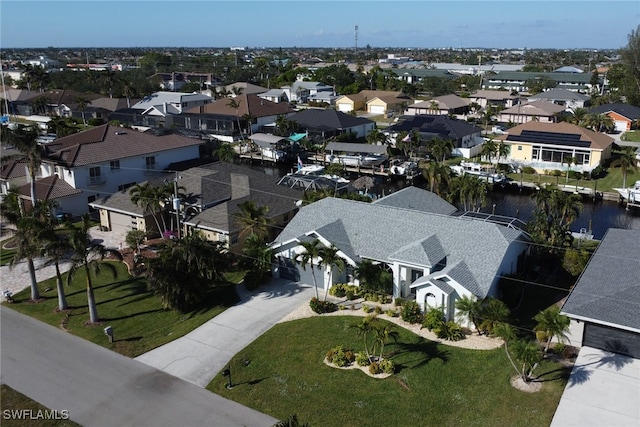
[
  {"left": 135, "top": 278, "right": 315, "bottom": 387},
  {"left": 551, "top": 346, "right": 640, "bottom": 427}
]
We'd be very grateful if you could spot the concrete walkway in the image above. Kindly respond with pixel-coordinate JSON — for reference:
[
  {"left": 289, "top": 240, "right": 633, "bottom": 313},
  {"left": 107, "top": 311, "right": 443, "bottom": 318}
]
[
  {"left": 135, "top": 279, "right": 315, "bottom": 387},
  {"left": 551, "top": 346, "right": 640, "bottom": 427}
]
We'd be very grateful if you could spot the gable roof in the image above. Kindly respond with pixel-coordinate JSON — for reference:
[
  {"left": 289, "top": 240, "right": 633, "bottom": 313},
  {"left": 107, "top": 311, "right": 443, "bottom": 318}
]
[
  {"left": 589, "top": 103, "right": 640, "bottom": 121},
  {"left": 184, "top": 93, "right": 294, "bottom": 118},
  {"left": 561, "top": 228, "right": 640, "bottom": 332},
  {"left": 503, "top": 121, "right": 614, "bottom": 150},
  {"left": 221, "top": 82, "right": 269, "bottom": 95},
  {"left": 470, "top": 90, "right": 519, "bottom": 101},
  {"left": 273, "top": 197, "right": 524, "bottom": 298},
  {"left": 1, "top": 158, "right": 28, "bottom": 180},
  {"left": 499, "top": 100, "right": 566, "bottom": 116},
  {"left": 131, "top": 91, "right": 212, "bottom": 110},
  {"left": 17, "top": 175, "right": 82, "bottom": 201},
  {"left": 42, "top": 124, "right": 203, "bottom": 167},
  {"left": 385, "top": 114, "right": 482, "bottom": 139},
  {"left": 431, "top": 94, "right": 470, "bottom": 110},
  {"left": 372, "top": 186, "right": 457, "bottom": 215},
  {"left": 287, "top": 109, "right": 374, "bottom": 130}
]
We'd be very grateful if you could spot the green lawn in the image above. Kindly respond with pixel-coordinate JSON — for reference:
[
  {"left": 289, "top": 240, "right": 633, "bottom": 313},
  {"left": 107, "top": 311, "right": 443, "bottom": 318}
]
[
  {"left": 0, "top": 384, "right": 81, "bottom": 427},
  {"left": 1, "top": 246, "right": 17, "bottom": 266},
  {"left": 207, "top": 316, "right": 569, "bottom": 427},
  {"left": 4, "top": 262, "right": 239, "bottom": 357}
]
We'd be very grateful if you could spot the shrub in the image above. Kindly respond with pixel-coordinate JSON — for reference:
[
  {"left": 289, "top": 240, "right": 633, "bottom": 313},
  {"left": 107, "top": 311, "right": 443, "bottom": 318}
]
[
  {"left": 401, "top": 300, "right": 423, "bottom": 324},
  {"left": 422, "top": 308, "right": 446, "bottom": 331},
  {"left": 435, "top": 321, "right": 465, "bottom": 341},
  {"left": 345, "top": 290, "right": 356, "bottom": 300},
  {"left": 344, "top": 350, "right": 355, "bottom": 364},
  {"left": 332, "top": 346, "right": 349, "bottom": 367},
  {"left": 309, "top": 297, "right": 337, "bottom": 314},
  {"left": 521, "top": 166, "right": 536, "bottom": 174},
  {"left": 356, "top": 352, "right": 371, "bottom": 367},
  {"left": 394, "top": 297, "right": 405, "bottom": 307},
  {"left": 368, "top": 361, "right": 382, "bottom": 375},
  {"left": 329, "top": 283, "right": 360, "bottom": 300},
  {"left": 549, "top": 169, "right": 563, "bottom": 177},
  {"left": 378, "top": 359, "right": 395, "bottom": 374},
  {"left": 362, "top": 303, "right": 371, "bottom": 313},
  {"left": 329, "top": 284, "right": 346, "bottom": 298},
  {"left": 374, "top": 305, "right": 383, "bottom": 315},
  {"left": 385, "top": 308, "right": 397, "bottom": 317},
  {"left": 590, "top": 165, "right": 606, "bottom": 179}
]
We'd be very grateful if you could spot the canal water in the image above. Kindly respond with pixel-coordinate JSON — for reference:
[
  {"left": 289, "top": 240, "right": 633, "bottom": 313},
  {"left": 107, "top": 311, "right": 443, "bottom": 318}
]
[{"left": 244, "top": 161, "right": 640, "bottom": 241}]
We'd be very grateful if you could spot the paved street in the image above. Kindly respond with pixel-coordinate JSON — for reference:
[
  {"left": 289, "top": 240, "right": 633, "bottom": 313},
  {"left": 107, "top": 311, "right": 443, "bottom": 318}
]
[{"left": 1, "top": 307, "right": 279, "bottom": 427}]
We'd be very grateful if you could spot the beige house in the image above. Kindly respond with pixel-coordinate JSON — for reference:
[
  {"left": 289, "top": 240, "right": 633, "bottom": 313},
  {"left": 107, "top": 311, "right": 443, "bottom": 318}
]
[
  {"left": 497, "top": 100, "right": 566, "bottom": 124},
  {"left": 406, "top": 94, "right": 470, "bottom": 117},
  {"left": 501, "top": 122, "right": 614, "bottom": 173},
  {"left": 335, "top": 90, "right": 410, "bottom": 114}
]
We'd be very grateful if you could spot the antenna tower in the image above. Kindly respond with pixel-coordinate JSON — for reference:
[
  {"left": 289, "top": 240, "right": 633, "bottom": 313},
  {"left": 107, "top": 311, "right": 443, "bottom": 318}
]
[{"left": 354, "top": 25, "right": 358, "bottom": 55}]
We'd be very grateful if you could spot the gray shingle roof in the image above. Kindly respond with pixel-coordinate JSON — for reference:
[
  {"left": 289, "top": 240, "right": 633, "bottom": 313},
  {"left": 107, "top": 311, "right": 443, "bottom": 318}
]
[
  {"left": 589, "top": 103, "right": 640, "bottom": 120},
  {"left": 373, "top": 186, "right": 457, "bottom": 215},
  {"left": 287, "top": 109, "right": 374, "bottom": 130},
  {"left": 388, "top": 234, "right": 447, "bottom": 267},
  {"left": 561, "top": 228, "right": 640, "bottom": 332},
  {"left": 274, "top": 197, "right": 523, "bottom": 297}
]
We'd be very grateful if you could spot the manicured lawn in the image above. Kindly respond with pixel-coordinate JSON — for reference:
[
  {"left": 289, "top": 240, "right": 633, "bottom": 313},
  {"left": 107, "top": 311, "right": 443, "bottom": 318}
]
[
  {"left": 507, "top": 165, "right": 638, "bottom": 193},
  {"left": 207, "top": 316, "right": 569, "bottom": 427},
  {"left": 4, "top": 262, "right": 239, "bottom": 357},
  {"left": 0, "top": 384, "right": 81, "bottom": 427},
  {"left": 1, "top": 246, "right": 17, "bottom": 266}
]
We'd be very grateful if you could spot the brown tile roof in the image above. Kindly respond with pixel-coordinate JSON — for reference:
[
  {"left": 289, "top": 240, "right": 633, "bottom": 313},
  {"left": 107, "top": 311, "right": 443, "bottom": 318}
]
[
  {"left": 43, "top": 124, "right": 203, "bottom": 167},
  {"left": 500, "top": 100, "right": 565, "bottom": 116},
  {"left": 505, "top": 122, "right": 614, "bottom": 150},
  {"left": 1, "top": 159, "right": 28, "bottom": 179},
  {"left": 17, "top": 175, "right": 82, "bottom": 201},
  {"left": 184, "top": 93, "right": 294, "bottom": 118}
]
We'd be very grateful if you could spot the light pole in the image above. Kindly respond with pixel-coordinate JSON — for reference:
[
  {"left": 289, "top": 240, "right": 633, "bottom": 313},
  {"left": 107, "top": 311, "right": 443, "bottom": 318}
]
[{"left": 171, "top": 171, "right": 181, "bottom": 239}]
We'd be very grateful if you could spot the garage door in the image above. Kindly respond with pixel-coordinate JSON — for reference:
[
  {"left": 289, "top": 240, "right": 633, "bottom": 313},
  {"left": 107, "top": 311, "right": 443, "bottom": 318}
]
[
  {"left": 614, "top": 120, "right": 628, "bottom": 132},
  {"left": 109, "top": 212, "right": 137, "bottom": 234},
  {"left": 369, "top": 105, "right": 385, "bottom": 115},
  {"left": 338, "top": 104, "right": 352, "bottom": 113},
  {"left": 583, "top": 323, "right": 640, "bottom": 359}
]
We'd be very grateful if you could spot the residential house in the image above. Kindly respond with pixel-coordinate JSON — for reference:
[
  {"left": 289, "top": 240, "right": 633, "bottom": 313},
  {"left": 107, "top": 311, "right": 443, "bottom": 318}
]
[
  {"left": 282, "top": 81, "right": 335, "bottom": 104},
  {"left": 500, "top": 121, "right": 614, "bottom": 173},
  {"left": 335, "top": 90, "right": 410, "bottom": 114},
  {"left": 527, "top": 88, "right": 591, "bottom": 110},
  {"left": 384, "top": 114, "right": 484, "bottom": 158},
  {"left": 271, "top": 191, "right": 528, "bottom": 321},
  {"left": 180, "top": 94, "right": 295, "bottom": 142},
  {"left": 15, "top": 175, "right": 84, "bottom": 218},
  {"left": 561, "top": 228, "right": 640, "bottom": 359},
  {"left": 366, "top": 92, "right": 412, "bottom": 115},
  {"left": 91, "top": 162, "right": 303, "bottom": 251},
  {"left": 258, "top": 89, "right": 289, "bottom": 104},
  {"left": 217, "top": 82, "right": 268, "bottom": 97},
  {"left": 468, "top": 90, "right": 521, "bottom": 110},
  {"left": 389, "top": 68, "right": 458, "bottom": 85},
  {"left": 27, "top": 124, "right": 203, "bottom": 215},
  {"left": 482, "top": 71, "right": 595, "bottom": 93},
  {"left": 589, "top": 103, "right": 640, "bottom": 133},
  {"left": 286, "top": 109, "right": 375, "bottom": 140},
  {"left": 497, "top": 100, "right": 566, "bottom": 124},
  {"left": 1, "top": 158, "right": 29, "bottom": 196},
  {"left": 405, "top": 95, "right": 470, "bottom": 118}
]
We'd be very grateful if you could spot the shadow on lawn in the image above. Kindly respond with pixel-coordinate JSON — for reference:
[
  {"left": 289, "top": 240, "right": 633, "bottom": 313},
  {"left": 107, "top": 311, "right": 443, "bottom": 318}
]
[
  {"left": 392, "top": 338, "right": 451, "bottom": 371},
  {"left": 534, "top": 366, "right": 573, "bottom": 383},
  {"left": 101, "top": 308, "right": 166, "bottom": 322}
]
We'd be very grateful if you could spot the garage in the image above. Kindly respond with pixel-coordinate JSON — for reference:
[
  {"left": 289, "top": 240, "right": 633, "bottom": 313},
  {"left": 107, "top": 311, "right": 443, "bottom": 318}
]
[
  {"left": 108, "top": 211, "right": 138, "bottom": 234},
  {"left": 583, "top": 323, "right": 640, "bottom": 359},
  {"left": 337, "top": 103, "right": 353, "bottom": 113},
  {"left": 369, "top": 105, "right": 386, "bottom": 115},
  {"left": 614, "top": 120, "right": 629, "bottom": 132}
]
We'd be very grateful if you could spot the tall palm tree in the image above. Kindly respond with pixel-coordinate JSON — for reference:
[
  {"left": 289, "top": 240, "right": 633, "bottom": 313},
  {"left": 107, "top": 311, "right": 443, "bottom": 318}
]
[
  {"left": 373, "top": 321, "right": 399, "bottom": 360},
  {"left": 481, "top": 138, "right": 497, "bottom": 167},
  {"left": 563, "top": 156, "right": 576, "bottom": 184},
  {"left": 75, "top": 96, "right": 91, "bottom": 126},
  {"left": 294, "top": 239, "right": 322, "bottom": 299},
  {"left": 350, "top": 314, "right": 377, "bottom": 362},
  {"left": 366, "top": 128, "right": 388, "bottom": 146},
  {"left": 455, "top": 295, "right": 483, "bottom": 335},
  {"left": 66, "top": 214, "right": 122, "bottom": 323},
  {"left": 226, "top": 98, "right": 244, "bottom": 141},
  {"left": 533, "top": 305, "right": 570, "bottom": 353},
  {"left": 496, "top": 140, "right": 510, "bottom": 163},
  {"left": 2, "top": 191, "right": 45, "bottom": 301},
  {"left": 5, "top": 125, "right": 44, "bottom": 205},
  {"left": 422, "top": 161, "right": 450, "bottom": 195},
  {"left": 241, "top": 233, "right": 274, "bottom": 275},
  {"left": 493, "top": 322, "right": 541, "bottom": 383},
  {"left": 429, "top": 137, "right": 455, "bottom": 163},
  {"left": 233, "top": 200, "right": 271, "bottom": 240},
  {"left": 129, "top": 182, "right": 168, "bottom": 236},
  {"left": 122, "top": 81, "right": 138, "bottom": 108},
  {"left": 214, "top": 143, "right": 236, "bottom": 163},
  {"left": 610, "top": 146, "right": 639, "bottom": 189},
  {"left": 318, "top": 245, "right": 345, "bottom": 300}
]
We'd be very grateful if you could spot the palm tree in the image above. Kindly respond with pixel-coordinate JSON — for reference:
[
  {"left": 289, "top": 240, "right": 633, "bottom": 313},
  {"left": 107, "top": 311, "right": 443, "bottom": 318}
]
[
  {"left": 423, "top": 161, "right": 450, "bottom": 195},
  {"left": 481, "top": 138, "right": 497, "bottom": 167},
  {"left": 2, "top": 191, "right": 45, "bottom": 301},
  {"left": 75, "top": 96, "right": 91, "bottom": 126},
  {"left": 294, "top": 239, "right": 322, "bottom": 299},
  {"left": 226, "top": 98, "right": 244, "bottom": 141},
  {"left": 129, "top": 182, "right": 168, "bottom": 236},
  {"left": 496, "top": 140, "right": 510, "bottom": 163},
  {"left": 533, "top": 305, "right": 570, "bottom": 353},
  {"left": 366, "top": 128, "right": 388, "bottom": 146},
  {"left": 493, "top": 322, "right": 541, "bottom": 383},
  {"left": 242, "top": 233, "right": 274, "bottom": 275},
  {"left": 5, "top": 125, "right": 44, "bottom": 204},
  {"left": 563, "top": 156, "right": 576, "bottom": 184},
  {"left": 66, "top": 214, "right": 122, "bottom": 323},
  {"left": 478, "top": 298, "right": 510, "bottom": 335},
  {"left": 318, "top": 245, "right": 345, "bottom": 300},
  {"left": 214, "top": 143, "right": 236, "bottom": 163},
  {"left": 373, "top": 321, "right": 399, "bottom": 360},
  {"left": 122, "top": 81, "right": 138, "bottom": 108},
  {"left": 455, "top": 295, "right": 483, "bottom": 335},
  {"left": 233, "top": 200, "right": 271, "bottom": 240},
  {"left": 350, "top": 314, "right": 377, "bottom": 362},
  {"left": 429, "top": 137, "right": 455, "bottom": 163},
  {"left": 610, "top": 146, "right": 639, "bottom": 189}
]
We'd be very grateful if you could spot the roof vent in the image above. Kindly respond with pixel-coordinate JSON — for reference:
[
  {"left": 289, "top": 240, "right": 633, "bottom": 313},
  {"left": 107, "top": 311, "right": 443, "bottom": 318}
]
[{"left": 115, "top": 131, "right": 127, "bottom": 135}]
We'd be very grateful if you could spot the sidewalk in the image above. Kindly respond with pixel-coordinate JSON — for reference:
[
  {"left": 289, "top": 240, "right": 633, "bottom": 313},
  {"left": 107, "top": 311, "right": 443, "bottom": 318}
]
[{"left": 135, "top": 278, "right": 315, "bottom": 387}]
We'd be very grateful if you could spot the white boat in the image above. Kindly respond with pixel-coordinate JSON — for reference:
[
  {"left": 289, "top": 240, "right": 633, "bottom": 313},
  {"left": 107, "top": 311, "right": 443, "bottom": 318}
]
[
  {"left": 389, "top": 159, "right": 418, "bottom": 176},
  {"left": 613, "top": 180, "right": 640, "bottom": 203},
  {"left": 360, "top": 154, "right": 388, "bottom": 166},
  {"left": 450, "top": 161, "right": 506, "bottom": 184},
  {"left": 325, "top": 153, "right": 387, "bottom": 167},
  {"left": 290, "top": 164, "right": 350, "bottom": 184}
]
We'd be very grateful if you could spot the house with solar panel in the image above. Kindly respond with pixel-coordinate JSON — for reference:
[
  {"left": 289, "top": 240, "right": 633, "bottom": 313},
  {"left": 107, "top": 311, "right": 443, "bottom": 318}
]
[
  {"left": 271, "top": 186, "right": 529, "bottom": 321},
  {"left": 499, "top": 122, "right": 614, "bottom": 174}
]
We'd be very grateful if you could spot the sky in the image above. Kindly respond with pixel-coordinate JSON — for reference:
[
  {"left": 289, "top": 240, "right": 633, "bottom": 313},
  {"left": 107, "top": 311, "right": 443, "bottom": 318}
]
[{"left": 1, "top": 0, "right": 639, "bottom": 50}]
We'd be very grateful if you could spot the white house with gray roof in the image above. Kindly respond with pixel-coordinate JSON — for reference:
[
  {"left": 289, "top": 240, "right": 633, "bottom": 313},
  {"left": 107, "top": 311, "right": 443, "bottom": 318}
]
[
  {"left": 561, "top": 228, "right": 640, "bottom": 359},
  {"left": 271, "top": 192, "right": 528, "bottom": 321}
]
